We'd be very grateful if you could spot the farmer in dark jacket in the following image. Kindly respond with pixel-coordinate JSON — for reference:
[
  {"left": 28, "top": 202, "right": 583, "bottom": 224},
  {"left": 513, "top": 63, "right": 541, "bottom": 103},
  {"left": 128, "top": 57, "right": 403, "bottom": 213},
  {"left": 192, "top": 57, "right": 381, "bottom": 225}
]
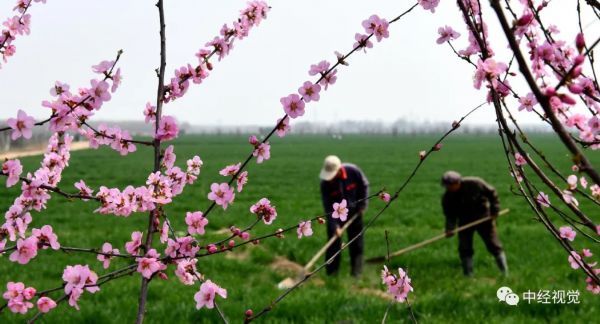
[
  {"left": 441, "top": 171, "right": 508, "bottom": 276},
  {"left": 320, "top": 155, "right": 369, "bottom": 277}
]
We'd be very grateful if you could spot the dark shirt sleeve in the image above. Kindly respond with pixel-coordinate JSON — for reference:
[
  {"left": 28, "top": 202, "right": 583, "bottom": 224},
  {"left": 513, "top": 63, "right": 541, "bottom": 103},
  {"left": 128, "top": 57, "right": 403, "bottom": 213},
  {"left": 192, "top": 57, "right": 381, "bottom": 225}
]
[
  {"left": 442, "top": 194, "right": 457, "bottom": 231},
  {"left": 355, "top": 167, "right": 369, "bottom": 212},
  {"left": 321, "top": 181, "right": 341, "bottom": 227},
  {"left": 480, "top": 180, "right": 500, "bottom": 215}
]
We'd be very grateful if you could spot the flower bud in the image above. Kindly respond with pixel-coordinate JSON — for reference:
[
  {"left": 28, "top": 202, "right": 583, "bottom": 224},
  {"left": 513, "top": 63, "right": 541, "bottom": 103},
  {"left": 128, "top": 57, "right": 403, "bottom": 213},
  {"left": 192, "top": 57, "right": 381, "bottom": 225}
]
[
  {"left": 516, "top": 13, "right": 533, "bottom": 27},
  {"left": 568, "top": 83, "right": 583, "bottom": 94},
  {"left": 576, "top": 33, "right": 585, "bottom": 53},
  {"left": 207, "top": 244, "right": 218, "bottom": 254}
]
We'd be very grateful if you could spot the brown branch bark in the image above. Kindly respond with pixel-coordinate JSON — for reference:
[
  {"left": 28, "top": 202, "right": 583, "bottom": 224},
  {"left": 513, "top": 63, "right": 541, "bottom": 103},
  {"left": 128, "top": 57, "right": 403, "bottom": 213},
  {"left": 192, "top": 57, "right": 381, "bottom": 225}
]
[{"left": 136, "top": 1, "right": 167, "bottom": 323}]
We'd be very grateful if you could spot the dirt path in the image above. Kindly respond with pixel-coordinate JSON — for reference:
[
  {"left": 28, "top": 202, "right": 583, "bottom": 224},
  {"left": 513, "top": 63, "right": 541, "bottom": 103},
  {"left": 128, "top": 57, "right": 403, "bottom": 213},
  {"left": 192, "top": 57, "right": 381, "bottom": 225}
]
[{"left": 1, "top": 141, "right": 90, "bottom": 160}]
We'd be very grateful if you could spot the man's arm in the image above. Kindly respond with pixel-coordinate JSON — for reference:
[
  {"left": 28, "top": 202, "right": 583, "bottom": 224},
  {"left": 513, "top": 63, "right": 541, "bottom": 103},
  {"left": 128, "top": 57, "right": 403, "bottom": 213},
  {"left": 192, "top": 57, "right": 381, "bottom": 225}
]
[
  {"left": 355, "top": 167, "right": 369, "bottom": 212},
  {"left": 481, "top": 180, "right": 500, "bottom": 217}
]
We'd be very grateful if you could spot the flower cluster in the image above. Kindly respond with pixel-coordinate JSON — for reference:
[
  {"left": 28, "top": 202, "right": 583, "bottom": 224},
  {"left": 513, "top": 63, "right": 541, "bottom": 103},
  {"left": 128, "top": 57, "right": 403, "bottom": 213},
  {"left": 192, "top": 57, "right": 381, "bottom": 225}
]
[
  {"left": 163, "top": 1, "right": 269, "bottom": 102},
  {"left": 243, "top": 12, "right": 393, "bottom": 160},
  {"left": 94, "top": 154, "right": 202, "bottom": 216},
  {"left": 2, "top": 281, "right": 37, "bottom": 314},
  {"left": 1, "top": 134, "right": 71, "bottom": 262},
  {"left": 44, "top": 59, "right": 119, "bottom": 128},
  {"left": 24, "top": 58, "right": 137, "bottom": 157},
  {"left": 62, "top": 264, "right": 99, "bottom": 309},
  {"left": 85, "top": 123, "right": 137, "bottom": 156},
  {"left": 381, "top": 266, "right": 413, "bottom": 302},
  {"left": 0, "top": 0, "right": 47, "bottom": 68}
]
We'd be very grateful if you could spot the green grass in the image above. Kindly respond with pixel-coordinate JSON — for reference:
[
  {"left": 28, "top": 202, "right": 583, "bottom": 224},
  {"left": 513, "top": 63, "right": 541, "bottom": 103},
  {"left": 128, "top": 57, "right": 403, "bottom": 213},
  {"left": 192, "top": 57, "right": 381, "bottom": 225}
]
[{"left": 0, "top": 134, "right": 598, "bottom": 323}]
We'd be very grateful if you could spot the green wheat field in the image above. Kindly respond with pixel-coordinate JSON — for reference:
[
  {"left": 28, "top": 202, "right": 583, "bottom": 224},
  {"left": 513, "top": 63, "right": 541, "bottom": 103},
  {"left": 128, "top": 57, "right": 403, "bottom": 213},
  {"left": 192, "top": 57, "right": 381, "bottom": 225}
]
[{"left": 1, "top": 134, "right": 598, "bottom": 323}]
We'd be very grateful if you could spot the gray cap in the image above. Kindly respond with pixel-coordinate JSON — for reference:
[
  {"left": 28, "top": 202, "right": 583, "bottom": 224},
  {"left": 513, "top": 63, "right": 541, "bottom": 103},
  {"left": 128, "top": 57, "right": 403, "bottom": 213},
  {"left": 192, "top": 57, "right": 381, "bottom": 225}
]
[{"left": 441, "top": 171, "right": 461, "bottom": 186}]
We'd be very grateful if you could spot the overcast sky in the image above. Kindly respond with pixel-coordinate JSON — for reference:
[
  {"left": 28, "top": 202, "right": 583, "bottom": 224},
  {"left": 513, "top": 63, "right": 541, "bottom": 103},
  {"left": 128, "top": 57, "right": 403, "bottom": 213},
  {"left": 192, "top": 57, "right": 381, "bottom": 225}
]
[{"left": 1, "top": 0, "right": 598, "bottom": 127}]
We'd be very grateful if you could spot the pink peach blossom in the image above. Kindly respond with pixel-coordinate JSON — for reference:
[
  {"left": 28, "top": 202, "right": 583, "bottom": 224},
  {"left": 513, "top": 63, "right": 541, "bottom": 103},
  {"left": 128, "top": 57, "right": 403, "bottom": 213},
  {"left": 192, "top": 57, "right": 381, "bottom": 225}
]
[
  {"left": 281, "top": 94, "right": 305, "bottom": 119},
  {"left": 2, "top": 159, "right": 22, "bottom": 187},
  {"left": 559, "top": 226, "right": 576, "bottom": 241},
  {"left": 36, "top": 297, "right": 57, "bottom": 313},
  {"left": 89, "top": 79, "right": 111, "bottom": 104},
  {"left": 136, "top": 249, "right": 166, "bottom": 279},
  {"left": 250, "top": 198, "right": 278, "bottom": 225},
  {"left": 186, "top": 211, "right": 208, "bottom": 235},
  {"left": 125, "top": 231, "right": 143, "bottom": 255},
  {"left": 332, "top": 199, "right": 349, "bottom": 222},
  {"left": 7, "top": 109, "right": 35, "bottom": 140},
  {"left": 536, "top": 192, "right": 550, "bottom": 208},
  {"left": 32, "top": 225, "right": 60, "bottom": 250},
  {"left": 97, "top": 242, "right": 119, "bottom": 269},
  {"left": 436, "top": 26, "right": 460, "bottom": 44},
  {"left": 298, "top": 81, "right": 321, "bottom": 103},
  {"left": 514, "top": 153, "right": 527, "bottom": 166},
  {"left": 144, "top": 102, "right": 156, "bottom": 123},
  {"left": 354, "top": 33, "right": 373, "bottom": 52},
  {"left": 419, "top": 0, "right": 440, "bottom": 13},
  {"left": 155, "top": 115, "right": 179, "bottom": 141},
  {"left": 219, "top": 163, "right": 241, "bottom": 177},
  {"left": 208, "top": 183, "right": 235, "bottom": 209},
  {"left": 379, "top": 192, "right": 391, "bottom": 203},
  {"left": 9, "top": 236, "right": 38, "bottom": 264},
  {"left": 236, "top": 171, "right": 248, "bottom": 192},
  {"left": 194, "top": 280, "right": 227, "bottom": 309},
  {"left": 362, "top": 15, "right": 389, "bottom": 42},
  {"left": 275, "top": 116, "right": 291, "bottom": 137},
  {"left": 253, "top": 142, "right": 270, "bottom": 163},
  {"left": 297, "top": 220, "right": 313, "bottom": 239},
  {"left": 518, "top": 93, "right": 537, "bottom": 112}
]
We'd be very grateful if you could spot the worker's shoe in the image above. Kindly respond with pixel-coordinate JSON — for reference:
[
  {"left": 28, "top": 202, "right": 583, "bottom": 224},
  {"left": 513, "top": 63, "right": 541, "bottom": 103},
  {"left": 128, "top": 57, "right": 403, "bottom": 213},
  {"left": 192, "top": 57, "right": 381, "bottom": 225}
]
[
  {"left": 461, "top": 257, "right": 473, "bottom": 277},
  {"left": 495, "top": 252, "right": 509, "bottom": 276}
]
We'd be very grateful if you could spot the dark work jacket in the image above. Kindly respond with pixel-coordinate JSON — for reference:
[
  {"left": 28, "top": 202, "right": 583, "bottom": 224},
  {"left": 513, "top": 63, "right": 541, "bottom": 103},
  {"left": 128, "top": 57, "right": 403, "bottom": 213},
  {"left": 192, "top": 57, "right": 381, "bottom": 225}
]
[
  {"left": 320, "top": 163, "right": 369, "bottom": 227},
  {"left": 442, "top": 176, "right": 500, "bottom": 231}
]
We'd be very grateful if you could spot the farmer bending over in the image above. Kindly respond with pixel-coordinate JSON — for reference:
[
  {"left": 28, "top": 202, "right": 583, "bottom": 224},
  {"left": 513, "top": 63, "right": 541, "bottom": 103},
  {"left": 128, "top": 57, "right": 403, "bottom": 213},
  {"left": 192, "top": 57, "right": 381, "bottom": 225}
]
[
  {"left": 320, "top": 155, "right": 369, "bottom": 277},
  {"left": 441, "top": 171, "right": 508, "bottom": 277}
]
